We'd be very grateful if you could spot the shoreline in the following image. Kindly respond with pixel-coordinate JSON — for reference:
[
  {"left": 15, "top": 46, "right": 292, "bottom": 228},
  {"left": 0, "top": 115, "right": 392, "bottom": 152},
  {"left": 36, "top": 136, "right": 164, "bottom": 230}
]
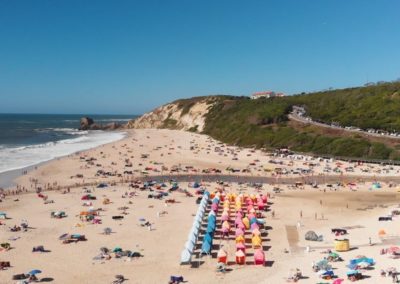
[
  {"left": 0, "top": 129, "right": 130, "bottom": 189},
  {"left": 3, "top": 128, "right": 400, "bottom": 196}
]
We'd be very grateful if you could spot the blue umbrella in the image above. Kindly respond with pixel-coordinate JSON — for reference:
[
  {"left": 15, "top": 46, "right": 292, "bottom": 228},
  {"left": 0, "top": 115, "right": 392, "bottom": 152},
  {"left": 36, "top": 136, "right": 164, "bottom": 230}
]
[{"left": 28, "top": 269, "right": 42, "bottom": 275}]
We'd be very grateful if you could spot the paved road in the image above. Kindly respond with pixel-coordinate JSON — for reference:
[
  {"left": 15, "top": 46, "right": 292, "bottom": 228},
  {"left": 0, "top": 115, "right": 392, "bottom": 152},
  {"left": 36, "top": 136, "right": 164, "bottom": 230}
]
[{"left": 289, "top": 113, "right": 400, "bottom": 140}]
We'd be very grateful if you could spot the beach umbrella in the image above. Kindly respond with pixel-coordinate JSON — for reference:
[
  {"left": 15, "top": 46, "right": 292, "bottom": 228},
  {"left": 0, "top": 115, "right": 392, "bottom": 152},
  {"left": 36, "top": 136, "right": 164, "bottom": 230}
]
[
  {"left": 242, "top": 217, "right": 250, "bottom": 229},
  {"left": 112, "top": 247, "right": 122, "bottom": 253},
  {"left": 235, "top": 228, "right": 244, "bottom": 237},
  {"left": 235, "top": 235, "right": 245, "bottom": 244},
  {"left": 252, "top": 228, "right": 261, "bottom": 236},
  {"left": 28, "top": 270, "right": 42, "bottom": 275},
  {"left": 252, "top": 235, "right": 262, "bottom": 247},
  {"left": 251, "top": 223, "right": 259, "bottom": 230},
  {"left": 332, "top": 279, "right": 344, "bottom": 284},
  {"left": 247, "top": 213, "right": 255, "bottom": 220},
  {"left": 221, "top": 214, "right": 229, "bottom": 221},
  {"left": 387, "top": 246, "right": 400, "bottom": 254},
  {"left": 236, "top": 242, "right": 246, "bottom": 252},
  {"left": 237, "top": 222, "right": 245, "bottom": 230}
]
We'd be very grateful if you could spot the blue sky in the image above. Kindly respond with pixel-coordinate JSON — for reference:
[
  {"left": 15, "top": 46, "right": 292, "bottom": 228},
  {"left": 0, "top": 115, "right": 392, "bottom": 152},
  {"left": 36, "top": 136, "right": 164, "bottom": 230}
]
[{"left": 0, "top": 0, "right": 399, "bottom": 115}]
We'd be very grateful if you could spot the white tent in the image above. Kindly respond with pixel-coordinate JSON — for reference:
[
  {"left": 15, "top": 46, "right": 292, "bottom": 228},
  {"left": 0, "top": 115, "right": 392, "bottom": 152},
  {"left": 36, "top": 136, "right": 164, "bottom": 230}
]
[{"left": 180, "top": 249, "right": 191, "bottom": 264}]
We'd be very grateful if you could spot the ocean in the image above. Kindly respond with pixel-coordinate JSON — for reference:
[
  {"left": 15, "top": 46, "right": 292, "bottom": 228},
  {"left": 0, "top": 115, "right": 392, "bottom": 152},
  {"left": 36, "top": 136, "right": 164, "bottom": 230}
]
[{"left": 0, "top": 113, "right": 135, "bottom": 174}]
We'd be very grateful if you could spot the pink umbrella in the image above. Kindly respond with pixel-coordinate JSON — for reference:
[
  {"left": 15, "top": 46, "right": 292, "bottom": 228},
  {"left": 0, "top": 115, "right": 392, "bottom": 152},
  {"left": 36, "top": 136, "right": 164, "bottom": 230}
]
[
  {"left": 387, "top": 246, "right": 400, "bottom": 254},
  {"left": 237, "top": 222, "right": 245, "bottom": 230},
  {"left": 221, "top": 227, "right": 229, "bottom": 234},
  {"left": 236, "top": 243, "right": 246, "bottom": 253},
  {"left": 251, "top": 223, "right": 259, "bottom": 230},
  {"left": 211, "top": 203, "right": 218, "bottom": 212},
  {"left": 332, "top": 279, "right": 344, "bottom": 284},
  {"left": 235, "top": 228, "right": 244, "bottom": 237},
  {"left": 252, "top": 228, "right": 261, "bottom": 236},
  {"left": 235, "top": 217, "right": 242, "bottom": 226},
  {"left": 248, "top": 213, "right": 256, "bottom": 220}
]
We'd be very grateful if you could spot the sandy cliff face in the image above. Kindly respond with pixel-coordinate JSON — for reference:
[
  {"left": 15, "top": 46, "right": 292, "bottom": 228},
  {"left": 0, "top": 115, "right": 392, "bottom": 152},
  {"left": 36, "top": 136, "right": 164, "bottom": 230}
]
[{"left": 126, "top": 98, "right": 216, "bottom": 132}]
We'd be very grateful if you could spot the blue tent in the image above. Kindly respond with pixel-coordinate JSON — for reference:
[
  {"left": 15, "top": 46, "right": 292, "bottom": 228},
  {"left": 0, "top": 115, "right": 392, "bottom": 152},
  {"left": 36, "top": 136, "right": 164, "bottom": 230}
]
[
  {"left": 350, "top": 257, "right": 374, "bottom": 265},
  {"left": 208, "top": 214, "right": 216, "bottom": 222},
  {"left": 250, "top": 217, "right": 258, "bottom": 225},
  {"left": 206, "top": 224, "right": 215, "bottom": 234},
  {"left": 204, "top": 233, "right": 213, "bottom": 243},
  {"left": 201, "top": 240, "right": 212, "bottom": 254}
]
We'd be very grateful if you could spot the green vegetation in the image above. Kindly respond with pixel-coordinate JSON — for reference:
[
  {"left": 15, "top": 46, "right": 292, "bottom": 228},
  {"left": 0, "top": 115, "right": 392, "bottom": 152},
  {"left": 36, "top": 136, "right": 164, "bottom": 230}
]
[
  {"left": 150, "top": 81, "right": 400, "bottom": 161},
  {"left": 202, "top": 96, "right": 399, "bottom": 160},
  {"left": 162, "top": 118, "right": 178, "bottom": 129},
  {"left": 292, "top": 81, "right": 400, "bottom": 131}
]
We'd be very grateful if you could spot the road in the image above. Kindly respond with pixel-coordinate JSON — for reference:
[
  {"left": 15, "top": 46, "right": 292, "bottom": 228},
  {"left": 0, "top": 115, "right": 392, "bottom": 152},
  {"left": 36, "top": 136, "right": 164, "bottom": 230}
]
[{"left": 288, "top": 113, "right": 400, "bottom": 140}]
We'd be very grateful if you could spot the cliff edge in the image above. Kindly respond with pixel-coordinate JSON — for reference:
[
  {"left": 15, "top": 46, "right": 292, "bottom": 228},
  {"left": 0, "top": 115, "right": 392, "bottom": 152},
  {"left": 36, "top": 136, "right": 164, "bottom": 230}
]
[{"left": 126, "top": 96, "right": 219, "bottom": 132}]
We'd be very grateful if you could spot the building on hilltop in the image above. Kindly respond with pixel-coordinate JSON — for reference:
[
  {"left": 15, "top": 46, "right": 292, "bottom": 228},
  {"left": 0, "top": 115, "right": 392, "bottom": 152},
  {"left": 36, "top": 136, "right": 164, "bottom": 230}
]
[{"left": 250, "top": 91, "right": 285, "bottom": 99}]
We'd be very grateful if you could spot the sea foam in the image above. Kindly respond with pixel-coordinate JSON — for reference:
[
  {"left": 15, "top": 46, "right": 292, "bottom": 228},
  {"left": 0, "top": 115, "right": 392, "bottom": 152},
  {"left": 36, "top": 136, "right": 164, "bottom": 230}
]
[{"left": 0, "top": 130, "right": 126, "bottom": 174}]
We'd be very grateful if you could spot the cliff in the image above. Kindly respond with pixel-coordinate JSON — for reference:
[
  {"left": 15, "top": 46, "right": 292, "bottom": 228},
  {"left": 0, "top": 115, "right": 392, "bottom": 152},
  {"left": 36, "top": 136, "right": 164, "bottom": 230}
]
[{"left": 126, "top": 96, "right": 221, "bottom": 132}]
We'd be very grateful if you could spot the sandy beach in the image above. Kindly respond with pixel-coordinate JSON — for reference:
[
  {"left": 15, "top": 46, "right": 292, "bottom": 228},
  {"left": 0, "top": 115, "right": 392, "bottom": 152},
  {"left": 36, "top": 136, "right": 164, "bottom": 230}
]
[{"left": 2, "top": 129, "right": 400, "bottom": 283}]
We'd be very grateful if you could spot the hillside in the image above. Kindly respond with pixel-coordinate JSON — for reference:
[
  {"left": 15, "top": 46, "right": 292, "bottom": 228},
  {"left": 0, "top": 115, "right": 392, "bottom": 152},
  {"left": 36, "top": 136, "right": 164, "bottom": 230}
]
[
  {"left": 292, "top": 81, "right": 400, "bottom": 131},
  {"left": 127, "top": 81, "right": 400, "bottom": 161}
]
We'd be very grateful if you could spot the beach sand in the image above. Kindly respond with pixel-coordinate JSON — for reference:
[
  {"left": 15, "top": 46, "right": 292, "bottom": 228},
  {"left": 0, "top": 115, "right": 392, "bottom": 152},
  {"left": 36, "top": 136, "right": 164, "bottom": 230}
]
[{"left": 2, "top": 129, "right": 400, "bottom": 283}]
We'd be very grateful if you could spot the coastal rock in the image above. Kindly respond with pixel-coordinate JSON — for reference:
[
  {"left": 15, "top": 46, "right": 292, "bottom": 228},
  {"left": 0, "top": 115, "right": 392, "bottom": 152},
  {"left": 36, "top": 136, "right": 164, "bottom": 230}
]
[
  {"left": 79, "top": 117, "right": 122, "bottom": 131},
  {"left": 79, "top": 117, "right": 94, "bottom": 130}
]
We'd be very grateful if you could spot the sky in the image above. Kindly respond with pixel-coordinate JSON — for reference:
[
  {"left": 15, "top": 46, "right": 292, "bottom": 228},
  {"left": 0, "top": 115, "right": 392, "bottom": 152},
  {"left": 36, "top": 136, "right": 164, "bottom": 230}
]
[{"left": 0, "top": 0, "right": 399, "bottom": 115}]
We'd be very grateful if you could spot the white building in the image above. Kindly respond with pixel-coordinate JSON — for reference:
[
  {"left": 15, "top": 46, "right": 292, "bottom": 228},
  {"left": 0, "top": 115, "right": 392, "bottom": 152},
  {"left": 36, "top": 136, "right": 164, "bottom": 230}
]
[{"left": 250, "top": 91, "right": 285, "bottom": 99}]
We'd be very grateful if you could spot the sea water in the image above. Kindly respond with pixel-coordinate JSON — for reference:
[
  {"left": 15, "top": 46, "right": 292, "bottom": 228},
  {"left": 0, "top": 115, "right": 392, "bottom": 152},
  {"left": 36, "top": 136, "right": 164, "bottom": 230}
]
[{"left": 0, "top": 113, "right": 135, "bottom": 174}]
